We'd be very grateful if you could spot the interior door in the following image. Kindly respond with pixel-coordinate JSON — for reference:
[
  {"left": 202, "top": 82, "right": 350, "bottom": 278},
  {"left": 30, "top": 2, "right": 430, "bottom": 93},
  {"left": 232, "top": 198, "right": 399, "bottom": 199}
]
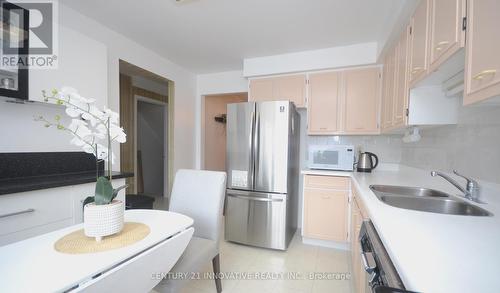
[
  {"left": 226, "top": 102, "right": 255, "bottom": 190},
  {"left": 254, "top": 101, "right": 289, "bottom": 194}
]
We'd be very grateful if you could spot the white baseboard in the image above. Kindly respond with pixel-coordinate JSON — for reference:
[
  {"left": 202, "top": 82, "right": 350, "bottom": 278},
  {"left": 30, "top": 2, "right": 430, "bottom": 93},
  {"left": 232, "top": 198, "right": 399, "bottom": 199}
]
[{"left": 302, "top": 237, "right": 349, "bottom": 250}]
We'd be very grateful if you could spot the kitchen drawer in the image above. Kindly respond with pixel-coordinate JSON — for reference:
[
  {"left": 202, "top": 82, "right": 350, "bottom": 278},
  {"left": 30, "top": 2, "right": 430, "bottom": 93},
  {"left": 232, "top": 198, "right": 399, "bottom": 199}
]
[
  {"left": 304, "top": 175, "right": 350, "bottom": 190},
  {"left": 0, "top": 218, "right": 73, "bottom": 246},
  {"left": 0, "top": 188, "right": 73, "bottom": 236}
]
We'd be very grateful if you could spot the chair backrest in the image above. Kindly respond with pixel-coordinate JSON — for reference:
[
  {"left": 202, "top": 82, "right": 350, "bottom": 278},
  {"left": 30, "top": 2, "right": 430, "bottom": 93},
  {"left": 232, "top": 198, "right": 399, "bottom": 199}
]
[{"left": 169, "top": 169, "right": 226, "bottom": 244}]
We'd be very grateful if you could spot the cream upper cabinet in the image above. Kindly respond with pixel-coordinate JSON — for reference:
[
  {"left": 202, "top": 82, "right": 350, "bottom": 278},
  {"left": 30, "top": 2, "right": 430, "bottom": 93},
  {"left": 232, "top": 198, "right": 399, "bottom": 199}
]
[
  {"left": 248, "top": 74, "right": 306, "bottom": 107},
  {"left": 464, "top": 0, "right": 500, "bottom": 105},
  {"left": 343, "top": 67, "right": 381, "bottom": 134},
  {"left": 303, "top": 175, "right": 348, "bottom": 242},
  {"left": 248, "top": 78, "right": 274, "bottom": 102},
  {"left": 409, "top": 0, "right": 430, "bottom": 86},
  {"left": 308, "top": 71, "right": 341, "bottom": 134},
  {"left": 381, "top": 47, "right": 396, "bottom": 131},
  {"left": 429, "top": 0, "right": 465, "bottom": 71},
  {"left": 274, "top": 75, "right": 307, "bottom": 108},
  {"left": 393, "top": 26, "right": 410, "bottom": 128}
]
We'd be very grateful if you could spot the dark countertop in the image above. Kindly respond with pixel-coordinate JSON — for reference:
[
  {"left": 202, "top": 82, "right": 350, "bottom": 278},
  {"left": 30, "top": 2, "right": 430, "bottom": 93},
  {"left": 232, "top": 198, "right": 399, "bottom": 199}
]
[{"left": 0, "top": 171, "right": 134, "bottom": 196}]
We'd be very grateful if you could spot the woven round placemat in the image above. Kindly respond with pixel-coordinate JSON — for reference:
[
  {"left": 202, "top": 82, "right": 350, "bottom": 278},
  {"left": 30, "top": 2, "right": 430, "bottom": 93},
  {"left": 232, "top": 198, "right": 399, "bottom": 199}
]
[{"left": 54, "top": 222, "right": 150, "bottom": 254}]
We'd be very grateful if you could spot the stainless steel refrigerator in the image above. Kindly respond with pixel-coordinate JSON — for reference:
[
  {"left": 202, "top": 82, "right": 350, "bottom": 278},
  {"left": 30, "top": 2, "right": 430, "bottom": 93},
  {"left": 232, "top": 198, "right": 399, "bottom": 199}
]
[{"left": 225, "top": 100, "right": 300, "bottom": 250}]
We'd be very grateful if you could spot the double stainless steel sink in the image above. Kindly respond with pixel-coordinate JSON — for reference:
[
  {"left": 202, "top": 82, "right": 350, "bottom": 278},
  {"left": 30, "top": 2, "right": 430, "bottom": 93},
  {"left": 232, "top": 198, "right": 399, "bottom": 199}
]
[{"left": 369, "top": 185, "right": 492, "bottom": 216}]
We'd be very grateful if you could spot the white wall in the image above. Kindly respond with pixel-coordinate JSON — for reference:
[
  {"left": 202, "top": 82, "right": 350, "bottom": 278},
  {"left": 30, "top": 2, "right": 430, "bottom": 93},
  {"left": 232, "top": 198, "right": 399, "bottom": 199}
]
[
  {"left": 0, "top": 4, "right": 198, "bottom": 174},
  {"left": 0, "top": 24, "right": 108, "bottom": 153},
  {"left": 195, "top": 70, "right": 248, "bottom": 168},
  {"left": 243, "top": 42, "right": 378, "bottom": 77},
  {"left": 59, "top": 4, "right": 197, "bottom": 173}
]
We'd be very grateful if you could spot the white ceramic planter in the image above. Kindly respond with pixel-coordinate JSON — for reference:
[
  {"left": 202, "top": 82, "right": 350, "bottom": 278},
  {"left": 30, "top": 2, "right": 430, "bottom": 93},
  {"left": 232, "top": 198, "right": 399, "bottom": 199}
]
[{"left": 84, "top": 200, "right": 124, "bottom": 242}]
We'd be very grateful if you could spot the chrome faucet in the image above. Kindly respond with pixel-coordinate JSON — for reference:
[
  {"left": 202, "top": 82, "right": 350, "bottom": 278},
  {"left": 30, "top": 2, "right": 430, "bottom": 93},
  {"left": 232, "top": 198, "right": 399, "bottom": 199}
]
[{"left": 430, "top": 170, "right": 481, "bottom": 202}]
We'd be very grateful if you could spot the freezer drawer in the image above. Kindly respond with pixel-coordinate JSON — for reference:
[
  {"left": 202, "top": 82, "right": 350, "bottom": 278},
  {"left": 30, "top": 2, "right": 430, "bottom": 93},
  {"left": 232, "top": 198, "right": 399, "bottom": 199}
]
[{"left": 224, "top": 189, "right": 291, "bottom": 250}]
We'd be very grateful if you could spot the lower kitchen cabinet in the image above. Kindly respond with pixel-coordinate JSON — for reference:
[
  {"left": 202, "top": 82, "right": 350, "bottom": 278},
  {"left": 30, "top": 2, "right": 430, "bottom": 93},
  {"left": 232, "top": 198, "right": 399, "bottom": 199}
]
[
  {"left": 0, "top": 180, "right": 126, "bottom": 246},
  {"left": 303, "top": 175, "right": 349, "bottom": 242},
  {"left": 350, "top": 186, "right": 369, "bottom": 293}
]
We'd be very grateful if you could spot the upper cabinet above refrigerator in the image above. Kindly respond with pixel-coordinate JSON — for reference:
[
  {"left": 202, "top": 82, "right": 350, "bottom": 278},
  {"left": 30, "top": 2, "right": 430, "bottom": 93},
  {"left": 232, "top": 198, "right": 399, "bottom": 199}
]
[
  {"left": 248, "top": 74, "right": 307, "bottom": 108},
  {"left": 0, "top": 1, "right": 29, "bottom": 100}
]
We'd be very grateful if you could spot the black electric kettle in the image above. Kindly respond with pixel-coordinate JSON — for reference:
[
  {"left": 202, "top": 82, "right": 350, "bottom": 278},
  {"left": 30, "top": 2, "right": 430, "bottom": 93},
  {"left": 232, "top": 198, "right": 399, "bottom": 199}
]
[{"left": 357, "top": 152, "right": 379, "bottom": 173}]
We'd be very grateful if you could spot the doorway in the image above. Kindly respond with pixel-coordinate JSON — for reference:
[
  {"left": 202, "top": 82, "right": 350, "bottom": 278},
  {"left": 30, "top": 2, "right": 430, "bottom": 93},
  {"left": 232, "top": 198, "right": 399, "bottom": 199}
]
[
  {"left": 136, "top": 97, "right": 167, "bottom": 198},
  {"left": 202, "top": 93, "right": 248, "bottom": 171},
  {"left": 119, "top": 60, "right": 173, "bottom": 210}
]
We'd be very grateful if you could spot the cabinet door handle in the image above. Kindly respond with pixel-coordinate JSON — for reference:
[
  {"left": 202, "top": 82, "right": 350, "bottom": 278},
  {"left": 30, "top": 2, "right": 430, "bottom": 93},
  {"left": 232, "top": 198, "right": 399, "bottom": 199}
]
[
  {"left": 435, "top": 41, "right": 449, "bottom": 50},
  {"left": 0, "top": 208, "right": 35, "bottom": 219},
  {"left": 411, "top": 67, "right": 422, "bottom": 74},
  {"left": 473, "top": 69, "right": 497, "bottom": 80}
]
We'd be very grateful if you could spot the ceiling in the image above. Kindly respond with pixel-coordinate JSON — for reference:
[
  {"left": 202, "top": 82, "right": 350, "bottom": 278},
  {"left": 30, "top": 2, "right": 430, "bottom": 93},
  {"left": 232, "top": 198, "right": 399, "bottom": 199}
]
[{"left": 63, "top": 0, "right": 414, "bottom": 74}]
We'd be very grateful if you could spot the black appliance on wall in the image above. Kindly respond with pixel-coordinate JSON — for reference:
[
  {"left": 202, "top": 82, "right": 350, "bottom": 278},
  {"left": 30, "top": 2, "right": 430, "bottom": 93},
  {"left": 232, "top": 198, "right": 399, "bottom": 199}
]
[{"left": 0, "top": 0, "right": 29, "bottom": 100}]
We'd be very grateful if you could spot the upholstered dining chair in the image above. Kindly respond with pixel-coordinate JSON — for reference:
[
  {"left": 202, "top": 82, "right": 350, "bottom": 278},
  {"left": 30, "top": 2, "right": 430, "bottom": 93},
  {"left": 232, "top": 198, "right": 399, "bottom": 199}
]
[{"left": 154, "top": 169, "right": 227, "bottom": 293}]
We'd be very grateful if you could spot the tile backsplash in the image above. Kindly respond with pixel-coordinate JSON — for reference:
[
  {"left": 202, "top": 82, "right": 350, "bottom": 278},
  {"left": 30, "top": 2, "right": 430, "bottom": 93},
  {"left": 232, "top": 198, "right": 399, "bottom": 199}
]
[
  {"left": 298, "top": 105, "right": 500, "bottom": 184},
  {"left": 297, "top": 110, "right": 402, "bottom": 169},
  {"left": 306, "top": 135, "right": 403, "bottom": 164},
  {"left": 401, "top": 105, "right": 500, "bottom": 184}
]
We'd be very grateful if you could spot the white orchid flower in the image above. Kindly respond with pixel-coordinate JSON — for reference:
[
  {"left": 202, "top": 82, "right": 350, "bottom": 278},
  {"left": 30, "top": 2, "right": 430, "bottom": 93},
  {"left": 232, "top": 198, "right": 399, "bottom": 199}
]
[
  {"left": 39, "top": 87, "right": 128, "bottom": 178},
  {"left": 60, "top": 87, "right": 96, "bottom": 104},
  {"left": 94, "top": 144, "right": 115, "bottom": 163},
  {"left": 95, "top": 143, "right": 108, "bottom": 160},
  {"left": 68, "top": 119, "right": 93, "bottom": 141},
  {"left": 81, "top": 105, "right": 103, "bottom": 126},
  {"left": 65, "top": 106, "right": 82, "bottom": 118},
  {"left": 82, "top": 143, "right": 96, "bottom": 154},
  {"left": 70, "top": 136, "right": 86, "bottom": 147},
  {"left": 102, "top": 108, "right": 120, "bottom": 124},
  {"left": 110, "top": 124, "right": 126, "bottom": 143}
]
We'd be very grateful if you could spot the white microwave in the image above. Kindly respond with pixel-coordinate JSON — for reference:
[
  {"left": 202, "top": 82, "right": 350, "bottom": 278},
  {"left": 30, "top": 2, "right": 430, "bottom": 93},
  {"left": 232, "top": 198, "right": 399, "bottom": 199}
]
[{"left": 308, "top": 145, "right": 355, "bottom": 171}]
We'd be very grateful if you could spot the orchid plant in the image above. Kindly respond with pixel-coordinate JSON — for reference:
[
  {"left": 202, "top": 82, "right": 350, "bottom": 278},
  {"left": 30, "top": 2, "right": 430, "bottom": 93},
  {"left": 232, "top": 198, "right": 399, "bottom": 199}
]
[{"left": 35, "top": 87, "right": 127, "bottom": 205}]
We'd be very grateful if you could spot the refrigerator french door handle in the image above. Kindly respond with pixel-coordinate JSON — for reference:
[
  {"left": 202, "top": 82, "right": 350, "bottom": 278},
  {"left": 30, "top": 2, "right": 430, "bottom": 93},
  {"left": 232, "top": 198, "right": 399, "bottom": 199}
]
[
  {"left": 227, "top": 193, "right": 283, "bottom": 202},
  {"left": 249, "top": 109, "right": 256, "bottom": 190},
  {"left": 253, "top": 108, "right": 260, "bottom": 189}
]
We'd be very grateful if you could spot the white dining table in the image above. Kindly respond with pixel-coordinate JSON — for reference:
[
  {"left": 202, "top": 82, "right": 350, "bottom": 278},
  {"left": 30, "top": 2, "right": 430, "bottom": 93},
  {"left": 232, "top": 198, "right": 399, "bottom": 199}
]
[{"left": 0, "top": 210, "right": 194, "bottom": 293}]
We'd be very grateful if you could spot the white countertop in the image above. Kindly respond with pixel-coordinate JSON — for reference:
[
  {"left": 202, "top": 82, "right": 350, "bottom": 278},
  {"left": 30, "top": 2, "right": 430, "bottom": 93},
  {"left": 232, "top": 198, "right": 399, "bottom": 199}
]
[
  {"left": 0, "top": 210, "right": 194, "bottom": 293},
  {"left": 302, "top": 166, "right": 500, "bottom": 293}
]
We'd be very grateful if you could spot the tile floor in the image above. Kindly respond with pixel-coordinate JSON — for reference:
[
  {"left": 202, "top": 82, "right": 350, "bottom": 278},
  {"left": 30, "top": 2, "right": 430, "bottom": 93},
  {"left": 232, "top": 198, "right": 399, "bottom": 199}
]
[{"left": 174, "top": 233, "right": 352, "bottom": 293}]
